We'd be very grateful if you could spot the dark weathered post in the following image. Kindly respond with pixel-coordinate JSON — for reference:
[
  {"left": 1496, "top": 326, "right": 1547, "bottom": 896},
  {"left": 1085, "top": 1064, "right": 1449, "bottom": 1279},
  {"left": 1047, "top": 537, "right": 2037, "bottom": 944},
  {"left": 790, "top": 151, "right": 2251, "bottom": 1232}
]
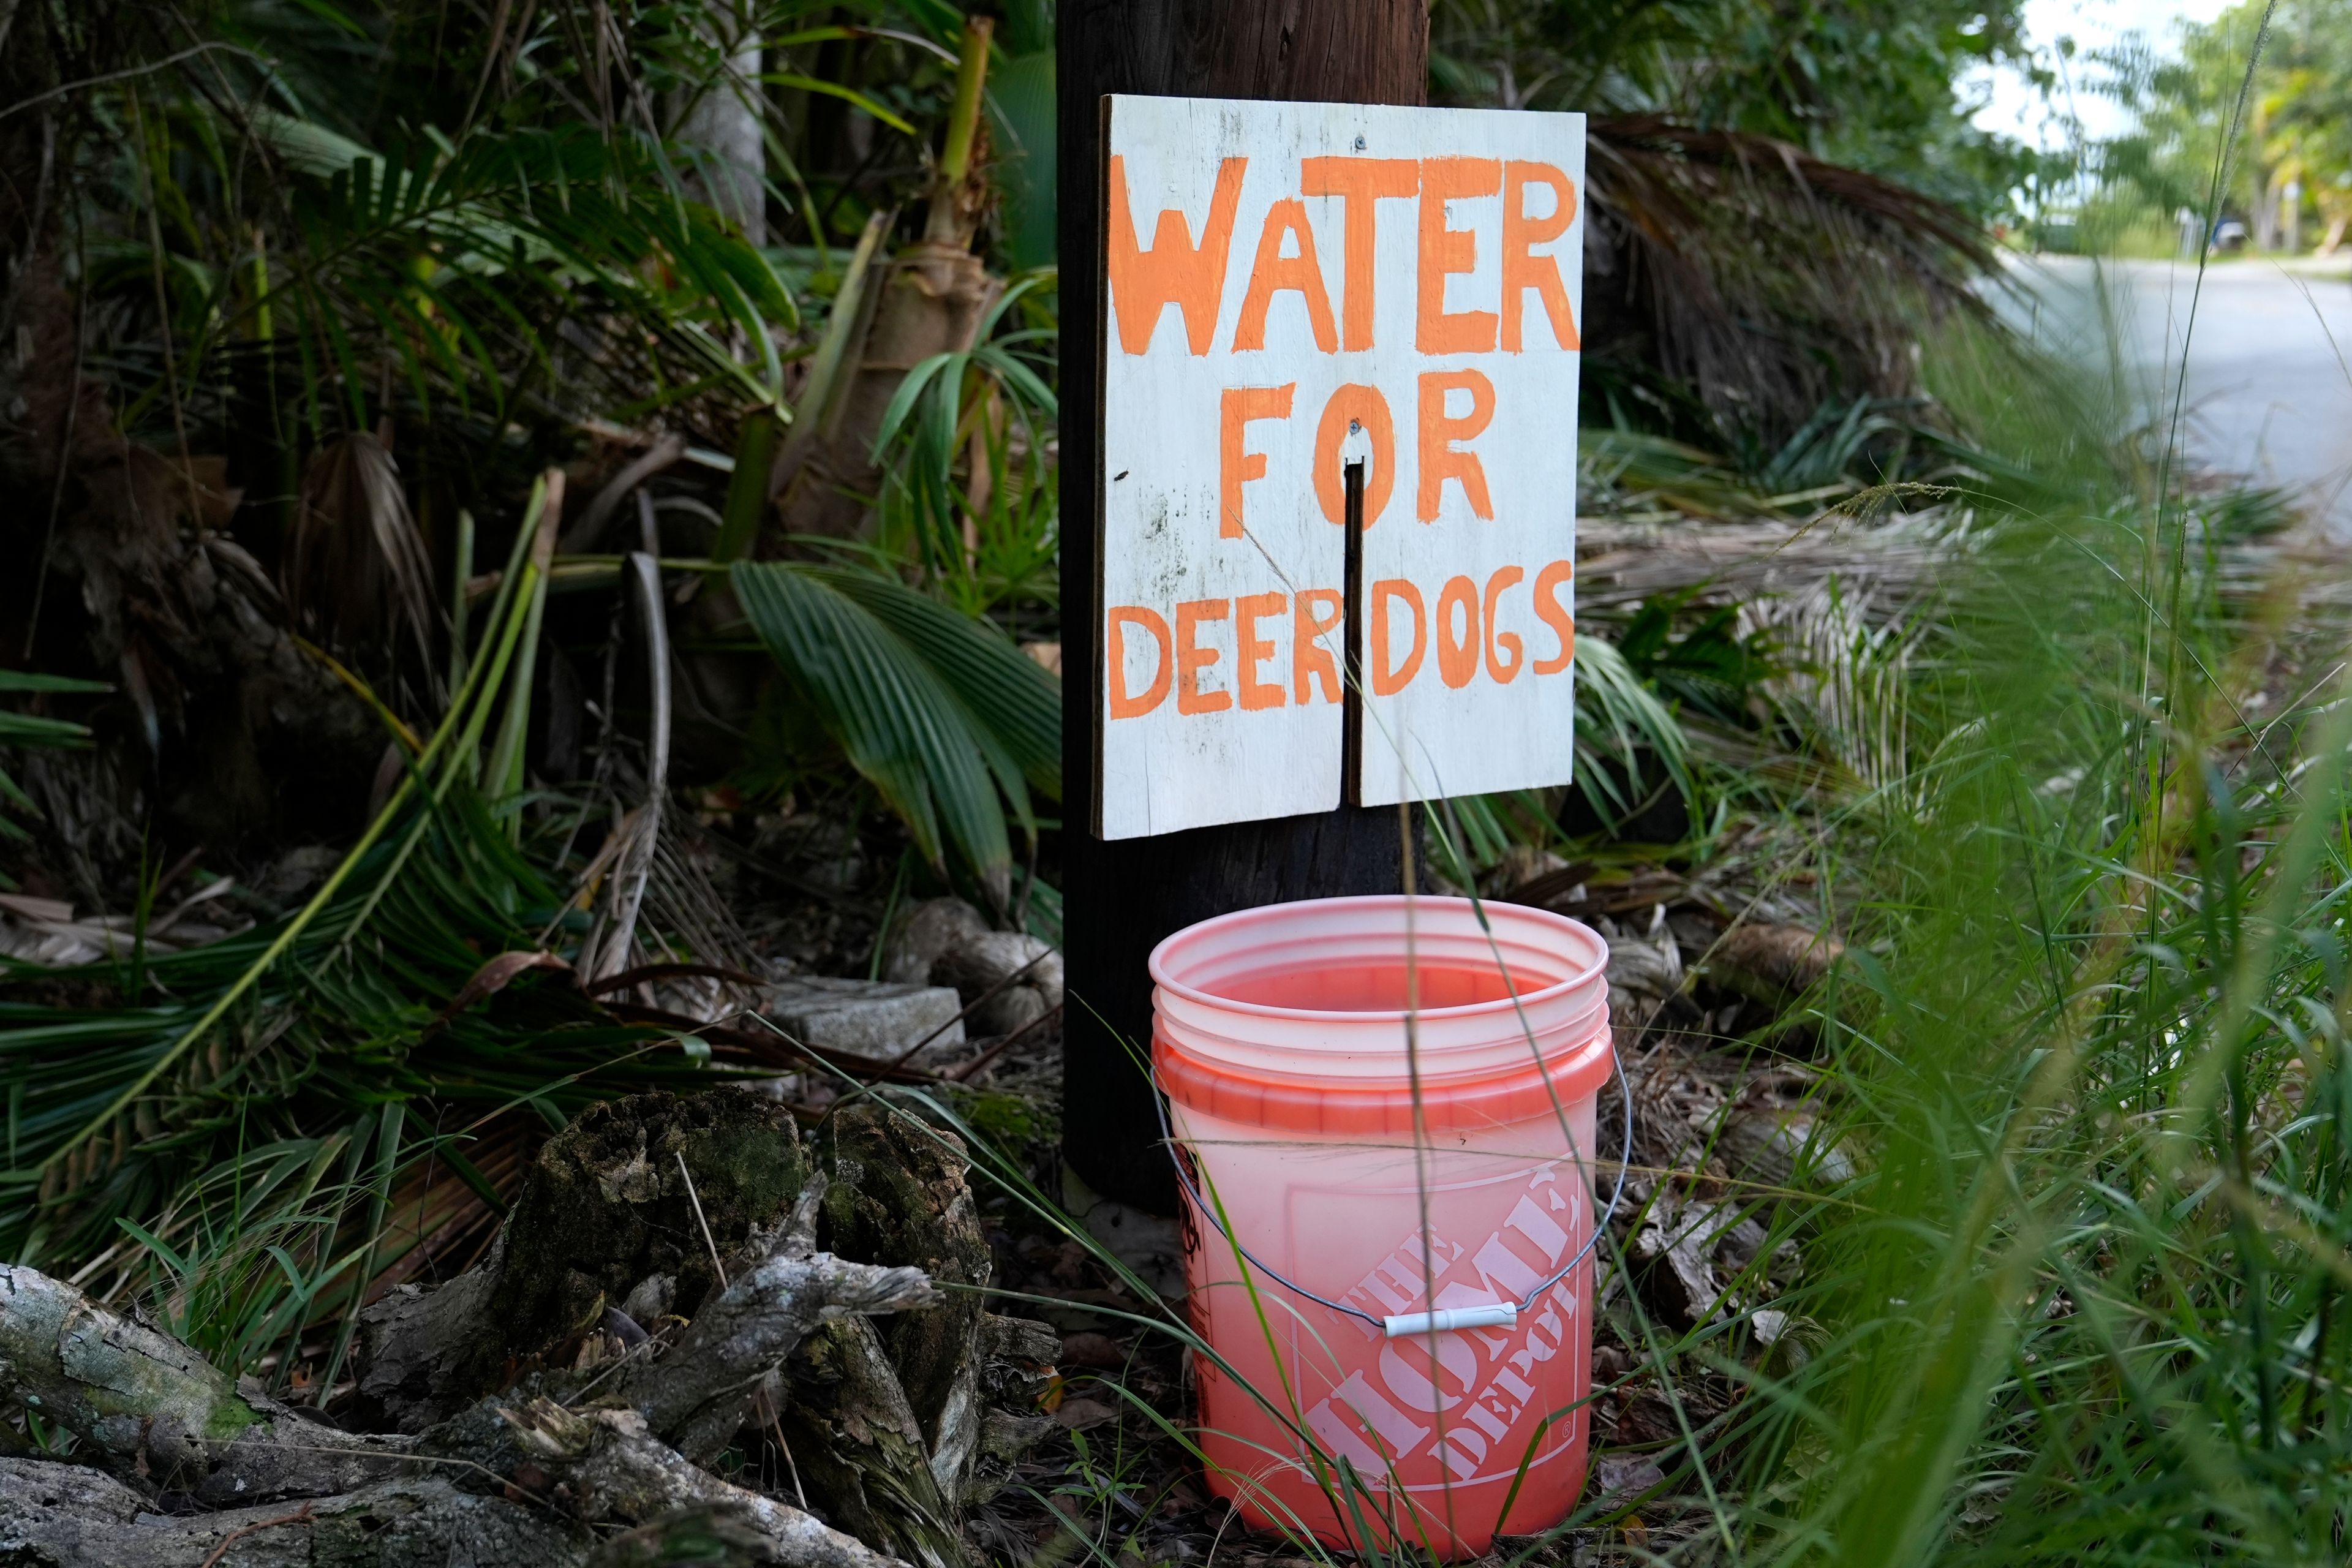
[{"left": 1058, "top": 1, "right": 1432, "bottom": 1210}]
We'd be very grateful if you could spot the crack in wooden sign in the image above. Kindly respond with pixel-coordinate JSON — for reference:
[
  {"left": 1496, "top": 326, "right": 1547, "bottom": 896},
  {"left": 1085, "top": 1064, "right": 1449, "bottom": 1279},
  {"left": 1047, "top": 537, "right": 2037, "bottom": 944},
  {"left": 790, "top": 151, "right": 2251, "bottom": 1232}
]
[{"left": 1094, "top": 96, "right": 1586, "bottom": 839}]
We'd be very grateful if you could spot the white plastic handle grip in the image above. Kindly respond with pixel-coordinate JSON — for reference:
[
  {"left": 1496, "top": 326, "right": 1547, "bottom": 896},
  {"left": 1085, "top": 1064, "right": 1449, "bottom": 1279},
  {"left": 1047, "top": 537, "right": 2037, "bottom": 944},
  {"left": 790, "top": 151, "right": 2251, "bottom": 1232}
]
[{"left": 1381, "top": 1302, "right": 1519, "bottom": 1338}]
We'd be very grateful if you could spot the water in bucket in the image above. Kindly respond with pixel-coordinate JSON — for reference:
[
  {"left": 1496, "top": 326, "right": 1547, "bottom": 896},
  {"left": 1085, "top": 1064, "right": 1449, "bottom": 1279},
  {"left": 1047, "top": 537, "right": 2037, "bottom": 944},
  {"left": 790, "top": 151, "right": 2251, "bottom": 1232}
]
[{"left": 1152, "top": 895, "right": 1615, "bottom": 1559}]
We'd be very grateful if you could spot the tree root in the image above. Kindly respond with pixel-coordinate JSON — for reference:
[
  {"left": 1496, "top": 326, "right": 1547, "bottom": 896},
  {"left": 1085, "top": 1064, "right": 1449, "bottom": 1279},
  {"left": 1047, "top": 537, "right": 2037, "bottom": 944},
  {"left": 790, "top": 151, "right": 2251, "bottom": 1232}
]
[
  {"left": 0, "top": 1262, "right": 410, "bottom": 1507},
  {"left": 0, "top": 1091, "right": 1063, "bottom": 1566},
  {"left": 0, "top": 1229, "right": 932, "bottom": 1562}
]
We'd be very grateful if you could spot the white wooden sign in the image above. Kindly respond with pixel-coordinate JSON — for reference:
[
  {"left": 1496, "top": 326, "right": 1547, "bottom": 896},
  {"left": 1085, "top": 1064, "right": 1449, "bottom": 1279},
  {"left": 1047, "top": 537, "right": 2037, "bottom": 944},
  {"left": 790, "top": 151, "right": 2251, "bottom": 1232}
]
[{"left": 1095, "top": 96, "right": 1585, "bottom": 839}]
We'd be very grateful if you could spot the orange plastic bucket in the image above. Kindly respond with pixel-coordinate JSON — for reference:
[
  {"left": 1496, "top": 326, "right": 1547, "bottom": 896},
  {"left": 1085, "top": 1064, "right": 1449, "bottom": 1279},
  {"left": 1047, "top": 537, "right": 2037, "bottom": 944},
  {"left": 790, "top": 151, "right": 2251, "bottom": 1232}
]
[{"left": 1152, "top": 895, "right": 1616, "bottom": 1559}]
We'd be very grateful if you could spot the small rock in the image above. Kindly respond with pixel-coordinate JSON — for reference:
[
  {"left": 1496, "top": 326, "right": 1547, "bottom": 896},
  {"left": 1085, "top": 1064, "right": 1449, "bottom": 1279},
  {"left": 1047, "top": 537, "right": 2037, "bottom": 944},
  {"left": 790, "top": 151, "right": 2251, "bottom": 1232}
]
[
  {"left": 884, "top": 897, "right": 992, "bottom": 986},
  {"left": 620, "top": 1273, "right": 674, "bottom": 1324},
  {"left": 1703, "top": 923, "right": 1844, "bottom": 1008},
  {"left": 1054, "top": 1396, "right": 1121, "bottom": 1431},
  {"left": 1602, "top": 905, "right": 1683, "bottom": 1011},
  {"left": 931, "top": 931, "right": 1064, "bottom": 1037},
  {"left": 1749, "top": 1308, "right": 1789, "bottom": 1346},
  {"left": 763, "top": 976, "right": 965, "bottom": 1061},
  {"left": 1720, "top": 1107, "right": 1854, "bottom": 1190},
  {"left": 1594, "top": 1453, "right": 1666, "bottom": 1498},
  {"left": 1485, "top": 843, "right": 1569, "bottom": 898}
]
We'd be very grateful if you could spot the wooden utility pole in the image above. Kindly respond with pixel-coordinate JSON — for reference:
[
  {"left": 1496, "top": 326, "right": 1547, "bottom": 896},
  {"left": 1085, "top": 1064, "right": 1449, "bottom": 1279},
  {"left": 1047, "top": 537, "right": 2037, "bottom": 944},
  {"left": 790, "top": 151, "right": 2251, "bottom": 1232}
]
[{"left": 1058, "top": 0, "right": 1432, "bottom": 1210}]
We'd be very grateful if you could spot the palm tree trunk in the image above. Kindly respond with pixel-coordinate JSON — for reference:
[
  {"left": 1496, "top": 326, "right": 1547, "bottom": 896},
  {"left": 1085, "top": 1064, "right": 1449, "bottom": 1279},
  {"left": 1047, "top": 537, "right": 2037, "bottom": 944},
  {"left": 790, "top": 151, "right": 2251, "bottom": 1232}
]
[{"left": 763, "top": 20, "right": 1000, "bottom": 548}]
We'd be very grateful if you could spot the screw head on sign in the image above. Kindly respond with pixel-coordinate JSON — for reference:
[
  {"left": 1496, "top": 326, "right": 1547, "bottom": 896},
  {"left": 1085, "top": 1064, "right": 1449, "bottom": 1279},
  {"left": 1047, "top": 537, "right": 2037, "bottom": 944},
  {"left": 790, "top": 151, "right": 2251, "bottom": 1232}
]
[{"left": 1354, "top": 135, "right": 1367, "bottom": 151}]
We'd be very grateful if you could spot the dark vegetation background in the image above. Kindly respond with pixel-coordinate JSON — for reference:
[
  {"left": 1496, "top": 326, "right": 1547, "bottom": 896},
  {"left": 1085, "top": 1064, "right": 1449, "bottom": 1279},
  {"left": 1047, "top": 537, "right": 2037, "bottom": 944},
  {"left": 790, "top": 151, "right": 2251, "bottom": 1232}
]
[{"left": 9, "top": 2, "right": 2352, "bottom": 1564}]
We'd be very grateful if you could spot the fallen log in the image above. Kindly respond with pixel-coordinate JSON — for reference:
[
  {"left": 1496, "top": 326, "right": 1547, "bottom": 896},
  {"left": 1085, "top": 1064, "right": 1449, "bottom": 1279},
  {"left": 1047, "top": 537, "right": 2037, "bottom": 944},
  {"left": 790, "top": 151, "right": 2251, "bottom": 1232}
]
[
  {"left": 0, "top": 1261, "right": 409, "bottom": 1507},
  {"left": 0, "top": 1458, "right": 582, "bottom": 1567},
  {"left": 0, "top": 1238, "right": 931, "bottom": 1564},
  {"left": 356, "top": 1090, "right": 823, "bottom": 1433},
  {"left": 0, "top": 1090, "right": 1060, "bottom": 1565},
  {"left": 0, "top": 1398, "right": 918, "bottom": 1568}
]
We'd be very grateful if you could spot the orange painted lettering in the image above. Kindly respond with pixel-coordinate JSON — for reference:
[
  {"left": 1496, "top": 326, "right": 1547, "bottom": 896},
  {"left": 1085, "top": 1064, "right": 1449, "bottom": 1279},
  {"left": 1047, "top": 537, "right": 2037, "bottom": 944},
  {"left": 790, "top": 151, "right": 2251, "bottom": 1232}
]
[
  {"left": 1107, "top": 155, "right": 1247, "bottom": 355},
  {"left": 1418, "top": 371, "right": 1495, "bottom": 520},
  {"left": 1416, "top": 157, "right": 1500, "bottom": 355},
  {"left": 1176, "top": 598, "right": 1232, "bottom": 714},
  {"left": 1436, "top": 575, "right": 1480, "bottom": 689},
  {"left": 1300, "top": 157, "right": 1419, "bottom": 350},
  {"left": 1294, "top": 589, "right": 1344, "bottom": 704},
  {"left": 1219, "top": 385, "right": 1294, "bottom": 540},
  {"left": 1234, "top": 200, "right": 1338, "bottom": 352},
  {"left": 1371, "top": 579, "right": 1427, "bottom": 696},
  {"left": 1236, "top": 592, "right": 1286, "bottom": 710},
  {"left": 1502, "top": 162, "right": 1580, "bottom": 352},
  {"left": 1313, "top": 383, "right": 1396, "bottom": 528},
  {"left": 1483, "top": 566, "right": 1526, "bottom": 682},
  {"left": 1107, "top": 606, "right": 1173, "bottom": 718},
  {"left": 1532, "top": 559, "right": 1574, "bottom": 674}
]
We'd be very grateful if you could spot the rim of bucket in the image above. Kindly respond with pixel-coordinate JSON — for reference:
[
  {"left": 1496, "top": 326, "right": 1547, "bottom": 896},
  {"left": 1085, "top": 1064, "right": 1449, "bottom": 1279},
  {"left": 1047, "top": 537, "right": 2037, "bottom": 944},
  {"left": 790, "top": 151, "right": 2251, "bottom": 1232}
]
[{"left": 1148, "top": 894, "right": 1608, "bottom": 1025}]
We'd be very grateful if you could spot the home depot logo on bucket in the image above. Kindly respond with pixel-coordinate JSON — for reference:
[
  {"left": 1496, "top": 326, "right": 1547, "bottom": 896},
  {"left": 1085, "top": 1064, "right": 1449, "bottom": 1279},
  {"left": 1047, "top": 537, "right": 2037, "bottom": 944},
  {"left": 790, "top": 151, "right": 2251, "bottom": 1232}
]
[{"left": 1296, "top": 1160, "right": 1586, "bottom": 1487}]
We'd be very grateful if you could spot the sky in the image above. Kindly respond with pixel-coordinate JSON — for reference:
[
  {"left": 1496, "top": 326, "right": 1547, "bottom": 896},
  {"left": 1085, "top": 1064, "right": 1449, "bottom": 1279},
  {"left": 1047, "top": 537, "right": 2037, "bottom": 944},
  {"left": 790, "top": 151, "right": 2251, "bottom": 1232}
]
[{"left": 1967, "top": 0, "right": 2240, "bottom": 153}]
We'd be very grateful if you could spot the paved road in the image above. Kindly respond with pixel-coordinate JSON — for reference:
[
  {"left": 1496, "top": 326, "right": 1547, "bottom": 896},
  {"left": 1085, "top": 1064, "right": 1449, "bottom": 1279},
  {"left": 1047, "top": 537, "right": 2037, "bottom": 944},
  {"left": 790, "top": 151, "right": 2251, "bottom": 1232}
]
[{"left": 2000, "top": 256, "right": 2352, "bottom": 528}]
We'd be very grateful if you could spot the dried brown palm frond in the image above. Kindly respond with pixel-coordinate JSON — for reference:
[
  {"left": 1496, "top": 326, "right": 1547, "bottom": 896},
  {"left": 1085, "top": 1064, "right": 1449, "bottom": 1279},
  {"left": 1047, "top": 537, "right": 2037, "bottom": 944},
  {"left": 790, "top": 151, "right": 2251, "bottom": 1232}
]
[
  {"left": 1586, "top": 116, "right": 1996, "bottom": 445},
  {"left": 282, "top": 432, "right": 442, "bottom": 710},
  {"left": 1575, "top": 504, "right": 1967, "bottom": 618},
  {"left": 1740, "top": 578, "right": 1926, "bottom": 802}
]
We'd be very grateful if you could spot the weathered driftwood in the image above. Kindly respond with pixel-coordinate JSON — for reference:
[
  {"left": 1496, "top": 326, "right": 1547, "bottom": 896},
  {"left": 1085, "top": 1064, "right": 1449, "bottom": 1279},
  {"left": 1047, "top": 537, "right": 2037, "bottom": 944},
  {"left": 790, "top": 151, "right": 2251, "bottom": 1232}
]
[
  {"left": 0, "top": 1239, "right": 932, "bottom": 1565},
  {"left": 0, "top": 1397, "right": 918, "bottom": 1568},
  {"left": 755, "top": 1102, "right": 1000, "bottom": 1568},
  {"left": 965, "top": 1314, "right": 1061, "bottom": 1507},
  {"left": 0, "top": 1458, "right": 582, "bottom": 1567},
  {"left": 0, "top": 1090, "right": 1060, "bottom": 1566},
  {"left": 357, "top": 1091, "right": 816, "bottom": 1433},
  {"left": 0, "top": 1262, "right": 409, "bottom": 1507},
  {"left": 776, "top": 1314, "right": 967, "bottom": 1568},
  {"left": 809, "top": 1105, "right": 992, "bottom": 1464},
  {"left": 611, "top": 1238, "right": 937, "bottom": 1463}
]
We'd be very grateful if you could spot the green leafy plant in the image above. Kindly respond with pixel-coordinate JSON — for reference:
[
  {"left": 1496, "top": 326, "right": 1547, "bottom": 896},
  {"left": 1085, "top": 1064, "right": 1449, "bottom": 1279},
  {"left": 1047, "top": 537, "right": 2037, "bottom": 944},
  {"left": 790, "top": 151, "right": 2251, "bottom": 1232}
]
[
  {"left": 0, "top": 672, "right": 111, "bottom": 851},
  {"left": 870, "top": 271, "right": 1060, "bottom": 611},
  {"left": 1615, "top": 594, "right": 1780, "bottom": 729},
  {"left": 730, "top": 560, "right": 1058, "bottom": 894}
]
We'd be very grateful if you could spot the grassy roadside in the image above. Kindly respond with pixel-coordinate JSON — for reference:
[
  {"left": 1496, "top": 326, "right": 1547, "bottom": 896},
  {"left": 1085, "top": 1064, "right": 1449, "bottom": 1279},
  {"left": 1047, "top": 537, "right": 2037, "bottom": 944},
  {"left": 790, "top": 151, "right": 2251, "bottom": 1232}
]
[{"left": 1662, "top": 314, "right": 2352, "bottom": 1562}]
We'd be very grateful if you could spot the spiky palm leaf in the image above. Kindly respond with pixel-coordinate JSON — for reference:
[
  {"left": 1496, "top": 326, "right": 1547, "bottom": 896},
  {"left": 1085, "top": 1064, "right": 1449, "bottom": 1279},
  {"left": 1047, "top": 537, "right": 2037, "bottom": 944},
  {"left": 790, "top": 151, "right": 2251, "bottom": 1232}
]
[
  {"left": 870, "top": 272, "right": 1060, "bottom": 603},
  {"left": 0, "top": 672, "right": 110, "bottom": 848},
  {"left": 225, "top": 113, "right": 798, "bottom": 428},
  {"left": 729, "top": 560, "right": 1058, "bottom": 892},
  {"left": 1584, "top": 115, "right": 1996, "bottom": 444},
  {"left": 0, "top": 479, "right": 710, "bottom": 1377}
]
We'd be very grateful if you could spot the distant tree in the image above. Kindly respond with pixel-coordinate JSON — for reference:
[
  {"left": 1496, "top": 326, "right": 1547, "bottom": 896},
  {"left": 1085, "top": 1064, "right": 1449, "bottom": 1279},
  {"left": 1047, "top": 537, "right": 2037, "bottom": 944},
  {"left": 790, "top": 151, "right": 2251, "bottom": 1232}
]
[
  {"left": 2096, "top": 0, "right": 2352, "bottom": 251},
  {"left": 1430, "top": 0, "right": 2048, "bottom": 217}
]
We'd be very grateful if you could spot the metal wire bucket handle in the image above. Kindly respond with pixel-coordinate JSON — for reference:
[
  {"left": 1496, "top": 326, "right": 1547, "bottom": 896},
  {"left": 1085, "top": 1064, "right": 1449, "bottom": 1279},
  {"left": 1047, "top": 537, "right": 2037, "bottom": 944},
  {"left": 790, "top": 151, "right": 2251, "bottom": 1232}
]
[{"left": 1153, "top": 1050, "right": 1631, "bottom": 1340}]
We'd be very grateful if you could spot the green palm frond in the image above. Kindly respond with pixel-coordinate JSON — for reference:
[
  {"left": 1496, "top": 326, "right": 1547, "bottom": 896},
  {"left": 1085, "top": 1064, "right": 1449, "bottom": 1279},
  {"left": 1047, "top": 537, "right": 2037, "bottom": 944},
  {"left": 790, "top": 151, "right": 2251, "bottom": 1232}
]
[
  {"left": 730, "top": 561, "right": 1059, "bottom": 889},
  {"left": 870, "top": 272, "right": 1059, "bottom": 601},
  {"left": 206, "top": 113, "right": 797, "bottom": 431},
  {"left": 0, "top": 672, "right": 111, "bottom": 845},
  {"left": 0, "top": 486, "right": 704, "bottom": 1354},
  {"left": 1575, "top": 630, "right": 1696, "bottom": 820}
]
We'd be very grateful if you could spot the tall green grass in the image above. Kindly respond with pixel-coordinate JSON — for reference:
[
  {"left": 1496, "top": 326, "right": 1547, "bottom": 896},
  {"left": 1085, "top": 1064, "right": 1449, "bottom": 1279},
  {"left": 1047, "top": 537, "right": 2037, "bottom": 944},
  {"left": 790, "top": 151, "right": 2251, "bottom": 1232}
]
[
  {"left": 1696, "top": 306, "right": 2352, "bottom": 1563},
  {"left": 910, "top": 303, "right": 2352, "bottom": 1567}
]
